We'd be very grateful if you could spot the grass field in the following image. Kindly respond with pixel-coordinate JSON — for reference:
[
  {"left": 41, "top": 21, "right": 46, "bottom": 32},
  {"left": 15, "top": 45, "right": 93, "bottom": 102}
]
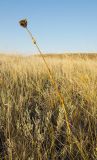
[{"left": 0, "top": 53, "right": 97, "bottom": 160}]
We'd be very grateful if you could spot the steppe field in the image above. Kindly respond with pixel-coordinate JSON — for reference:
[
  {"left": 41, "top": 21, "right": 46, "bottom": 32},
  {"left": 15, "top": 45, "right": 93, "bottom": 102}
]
[{"left": 0, "top": 53, "right": 97, "bottom": 160}]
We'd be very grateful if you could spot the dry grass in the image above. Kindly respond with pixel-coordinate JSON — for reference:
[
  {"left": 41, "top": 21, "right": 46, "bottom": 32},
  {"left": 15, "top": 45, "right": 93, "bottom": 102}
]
[{"left": 0, "top": 54, "right": 97, "bottom": 160}]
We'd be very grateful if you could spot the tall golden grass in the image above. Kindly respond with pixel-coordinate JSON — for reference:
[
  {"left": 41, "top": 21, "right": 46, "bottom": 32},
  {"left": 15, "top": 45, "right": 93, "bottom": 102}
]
[{"left": 0, "top": 54, "right": 97, "bottom": 160}]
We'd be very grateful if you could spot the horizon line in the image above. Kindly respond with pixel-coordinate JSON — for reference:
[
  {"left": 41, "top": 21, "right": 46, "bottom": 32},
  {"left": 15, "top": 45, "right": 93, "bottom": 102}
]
[{"left": 0, "top": 51, "right": 97, "bottom": 55}]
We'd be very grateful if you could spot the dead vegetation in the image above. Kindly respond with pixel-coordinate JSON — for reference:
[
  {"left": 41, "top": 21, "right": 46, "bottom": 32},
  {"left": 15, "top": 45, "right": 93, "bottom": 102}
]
[{"left": 0, "top": 54, "right": 97, "bottom": 160}]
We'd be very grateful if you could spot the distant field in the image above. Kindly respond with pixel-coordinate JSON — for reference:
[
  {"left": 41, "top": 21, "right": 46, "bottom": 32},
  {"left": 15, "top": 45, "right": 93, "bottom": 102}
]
[
  {"left": 34, "top": 53, "right": 97, "bottom": 58},
  {"left": 0, "top": 53, "right": 97, "bottom": 160}
]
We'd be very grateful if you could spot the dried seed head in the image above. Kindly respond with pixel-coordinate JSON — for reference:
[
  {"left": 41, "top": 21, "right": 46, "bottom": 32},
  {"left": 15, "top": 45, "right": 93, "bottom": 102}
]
[{"left": 19, "top": 19, "right": 27, "bottom": 28}]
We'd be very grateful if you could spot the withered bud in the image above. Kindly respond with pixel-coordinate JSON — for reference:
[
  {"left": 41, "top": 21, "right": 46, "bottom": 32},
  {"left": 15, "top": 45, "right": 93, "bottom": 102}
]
[{"left": 19, "top": 19, "right": 27, "bottom": 28}]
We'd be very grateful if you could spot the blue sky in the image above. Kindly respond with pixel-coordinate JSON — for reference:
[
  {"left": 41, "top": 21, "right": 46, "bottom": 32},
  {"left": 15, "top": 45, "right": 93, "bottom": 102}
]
[{"left": 0, "top": 0, "right": 97, "bottom": 54}]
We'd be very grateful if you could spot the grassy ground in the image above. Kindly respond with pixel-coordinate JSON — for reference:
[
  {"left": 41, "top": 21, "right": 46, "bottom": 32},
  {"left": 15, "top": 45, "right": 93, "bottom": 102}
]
[{"left": 0, "top": 54, "right": 97, "bottom": 160}]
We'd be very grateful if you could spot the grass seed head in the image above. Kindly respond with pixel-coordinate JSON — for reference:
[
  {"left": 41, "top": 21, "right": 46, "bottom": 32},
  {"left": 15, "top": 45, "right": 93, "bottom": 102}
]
[{"left": 19, "top": 19, "right": 27, "bottom": 28}]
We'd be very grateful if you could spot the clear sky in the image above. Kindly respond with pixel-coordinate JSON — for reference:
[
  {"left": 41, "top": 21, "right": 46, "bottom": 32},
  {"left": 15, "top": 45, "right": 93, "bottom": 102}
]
[{"left": 0, "top": 0, "right": 97, "bottom": 54}]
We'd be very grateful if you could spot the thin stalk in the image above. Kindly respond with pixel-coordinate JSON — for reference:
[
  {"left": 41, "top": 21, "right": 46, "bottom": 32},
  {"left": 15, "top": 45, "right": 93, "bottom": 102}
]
[{"left": 26, "top": 27, "right": 71, "bottom": 136}]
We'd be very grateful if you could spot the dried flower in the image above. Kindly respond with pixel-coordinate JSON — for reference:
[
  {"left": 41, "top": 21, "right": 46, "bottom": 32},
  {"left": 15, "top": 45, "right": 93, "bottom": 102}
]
[{"left": 19, "top": 19, "right": 27, "bottom": 28}]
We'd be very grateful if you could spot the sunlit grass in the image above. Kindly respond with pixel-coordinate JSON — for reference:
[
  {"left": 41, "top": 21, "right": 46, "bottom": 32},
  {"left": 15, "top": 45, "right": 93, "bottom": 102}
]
[{"left": 0, "top": 54, "right": 97, "bottom": 159}]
